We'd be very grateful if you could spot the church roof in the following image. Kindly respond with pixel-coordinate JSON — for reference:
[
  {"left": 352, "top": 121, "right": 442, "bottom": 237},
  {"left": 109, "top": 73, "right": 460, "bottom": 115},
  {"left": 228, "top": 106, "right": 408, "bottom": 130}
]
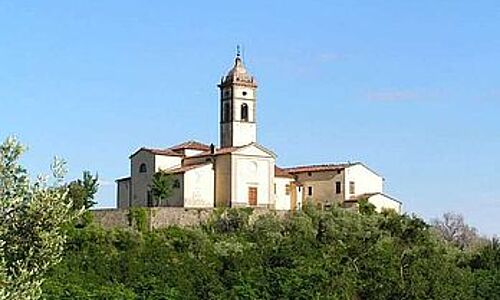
[
  {"left": 221, "top": 55, "right": 257, "bottom": 87},
  {"left": 169, "top": 140, "right": 211, "bottom": 152}
]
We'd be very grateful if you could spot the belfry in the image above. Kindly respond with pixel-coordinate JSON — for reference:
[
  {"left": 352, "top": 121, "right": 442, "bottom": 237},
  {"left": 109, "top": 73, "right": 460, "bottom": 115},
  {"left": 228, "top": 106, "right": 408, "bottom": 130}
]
[{"left": 218, "top": 52, "right": 258, "bottom": 147}]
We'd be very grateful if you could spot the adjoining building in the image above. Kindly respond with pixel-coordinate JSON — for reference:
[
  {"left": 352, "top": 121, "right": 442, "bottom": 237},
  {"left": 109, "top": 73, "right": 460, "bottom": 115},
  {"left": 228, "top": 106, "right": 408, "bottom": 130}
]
[{"left": 116, "top": 53, "right": 402, "bottom": 213}]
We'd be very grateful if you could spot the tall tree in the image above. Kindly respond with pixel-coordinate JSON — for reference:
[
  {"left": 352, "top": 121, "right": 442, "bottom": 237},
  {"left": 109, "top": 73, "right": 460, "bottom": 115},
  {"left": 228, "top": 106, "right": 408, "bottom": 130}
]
[
  {"left": 67, "top": 171, "right": 99, "bottom": 210},
  {"left": 431, "top": 212, "right": 482, "bottom": 250},
  {"left": 0, "top": 137, "right": 80, "bottom": 299},
  {"left": 150, "top": 171, "right": 174, "bottom": 206}
]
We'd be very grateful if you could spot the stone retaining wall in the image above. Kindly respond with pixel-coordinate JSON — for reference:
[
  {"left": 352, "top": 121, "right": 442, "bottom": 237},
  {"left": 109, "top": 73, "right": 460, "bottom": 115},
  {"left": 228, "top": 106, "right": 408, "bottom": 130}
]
[{"left": 92, "top": 207, "right": 290, "bottom": 230}]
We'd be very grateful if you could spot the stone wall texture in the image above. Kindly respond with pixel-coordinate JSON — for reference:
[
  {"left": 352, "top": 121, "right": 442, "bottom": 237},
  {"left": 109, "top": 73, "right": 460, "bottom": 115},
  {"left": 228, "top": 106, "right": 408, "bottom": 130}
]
[{"left": 92, "top": 207, "right": 290, "bottom": 230}]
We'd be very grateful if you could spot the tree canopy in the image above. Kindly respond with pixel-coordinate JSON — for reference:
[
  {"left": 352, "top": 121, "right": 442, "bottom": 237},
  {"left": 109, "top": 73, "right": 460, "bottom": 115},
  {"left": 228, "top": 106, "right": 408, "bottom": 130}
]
[
  {"left": 0, "top": 137, "right": 80, "bottom": 299},
  {"left": 42, "top": 205, "right": 500, "bottom": 299}
]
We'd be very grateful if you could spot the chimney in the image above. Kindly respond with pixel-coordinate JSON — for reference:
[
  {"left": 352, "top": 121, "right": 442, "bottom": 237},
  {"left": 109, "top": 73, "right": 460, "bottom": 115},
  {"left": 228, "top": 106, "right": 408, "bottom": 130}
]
[{"left": 210, "top": 143, "right": 215, "bottom": 154}]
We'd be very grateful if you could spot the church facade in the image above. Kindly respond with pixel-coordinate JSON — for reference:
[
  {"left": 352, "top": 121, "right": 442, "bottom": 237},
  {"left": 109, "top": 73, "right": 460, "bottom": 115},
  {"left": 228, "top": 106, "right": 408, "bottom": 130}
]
[{"left": 116, "top": 54, "right": 402, "bottom": 213}]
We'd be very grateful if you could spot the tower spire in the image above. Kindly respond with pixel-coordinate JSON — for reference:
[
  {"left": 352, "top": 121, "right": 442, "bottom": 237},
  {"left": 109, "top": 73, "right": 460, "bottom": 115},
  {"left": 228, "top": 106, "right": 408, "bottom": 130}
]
[{"left": 236, "top": 45, "right": 241, "bottom": 58}]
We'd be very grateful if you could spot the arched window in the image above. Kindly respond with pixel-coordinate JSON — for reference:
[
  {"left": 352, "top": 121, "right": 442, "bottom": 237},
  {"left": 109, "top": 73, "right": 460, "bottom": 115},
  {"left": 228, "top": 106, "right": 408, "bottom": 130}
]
[
  {"left": 223, "top": 103, "right": 230, "bottom": 122},
  {"left": 139, "top": 163, "right": 147, "bottom": 173},
  {"left": 241, "top": 103, "right": 248, "bottom": 121}
]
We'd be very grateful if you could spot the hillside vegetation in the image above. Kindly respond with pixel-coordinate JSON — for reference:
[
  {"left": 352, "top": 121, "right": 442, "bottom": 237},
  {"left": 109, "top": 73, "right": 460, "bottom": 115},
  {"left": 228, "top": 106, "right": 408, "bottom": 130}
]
[{"left": 43, "top": 205, "right": 500, "bottom": 300}]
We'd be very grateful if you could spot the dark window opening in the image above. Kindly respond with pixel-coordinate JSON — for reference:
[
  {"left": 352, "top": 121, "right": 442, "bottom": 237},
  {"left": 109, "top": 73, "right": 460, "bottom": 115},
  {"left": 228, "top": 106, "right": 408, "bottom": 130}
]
[
  {"left": 307, "top": 172, "right": 312, "bottom": 176},
  {"left": 335, "top": 181, "right": 341, "bottom": 194},
  {"left": 147, "top": 191, "right": 153, "bottom": 207},
  {"left": 308, "top": 186, "right": 313, "bottom": 196},
  {"left": 139, "top": 163, "right": 147, "bottom": 173},
  {"left": 223, "top": 103, "right": 230, "bottom": 122},
  {"left": 241, "top": 103, "right": 249, "bottom": 121},
  {"left": 285, "top": 184, "right": 291, "bottom": 195},
  {"left": 242, "top": 91, "right": 247, "bottom": 96}
]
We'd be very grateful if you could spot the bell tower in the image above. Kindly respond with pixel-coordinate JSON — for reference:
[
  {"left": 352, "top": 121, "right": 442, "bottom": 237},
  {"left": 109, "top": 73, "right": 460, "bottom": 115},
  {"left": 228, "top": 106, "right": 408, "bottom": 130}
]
[{"left": 218, "top": 50, "right": 258, "bottom": 148}]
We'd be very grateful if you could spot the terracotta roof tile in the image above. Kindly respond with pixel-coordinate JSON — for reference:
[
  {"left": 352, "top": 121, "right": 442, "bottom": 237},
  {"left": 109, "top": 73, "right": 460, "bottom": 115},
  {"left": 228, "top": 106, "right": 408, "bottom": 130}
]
[
  {"left": 275, "top": 166, "right": 294, "bottom": 178},
  {"left": 130, "top": 147, "right": 184, "bottom": 158},
  {"left": 283, "top": 163, "right": 356, "bottom": 174},
  {"left": 169, "top": 140, "right": 211, "bottom": 152},
  {"left": 163, "top": 162, "right": 212, "bottom": 174}
]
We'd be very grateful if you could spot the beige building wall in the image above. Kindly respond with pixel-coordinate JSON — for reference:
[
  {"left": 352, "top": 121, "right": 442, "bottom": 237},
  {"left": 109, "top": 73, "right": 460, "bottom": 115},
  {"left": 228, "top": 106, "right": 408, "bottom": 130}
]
[
  {"left": 274, "top": 177, "right": 294, "bottom": 210},
  {"left": 215, "top": 154, "right": 231, "bottom": 207},
  {"left": 183, "top": 164, "right": 214, "bottom": 208},
  {"left": 344, "top": 164, "right": 383, "bottom": 200},
  {"left": 117, "top": 178, "right": 131, "bottom": 208},
  {"left": 296, "top": 170, "right": 345, "bottom": 207},
  {"left": 130, "top": 150, "right": 156, "bottom": 206}
]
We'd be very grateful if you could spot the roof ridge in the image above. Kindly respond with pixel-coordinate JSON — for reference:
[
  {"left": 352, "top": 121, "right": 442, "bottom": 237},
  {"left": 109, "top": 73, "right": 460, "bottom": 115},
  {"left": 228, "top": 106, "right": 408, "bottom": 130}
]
[{"left": 284, "top": 162, "right": 356, "bottom": 170}]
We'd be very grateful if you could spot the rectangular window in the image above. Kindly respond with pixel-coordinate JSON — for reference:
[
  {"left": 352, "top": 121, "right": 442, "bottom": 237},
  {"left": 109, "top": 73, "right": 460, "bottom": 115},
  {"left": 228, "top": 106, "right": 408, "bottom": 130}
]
[
  {"left": 335, "top": 181, "right": 341, "bottom": 194},
  {"left": 349, "top": 181, "right": 355, "bottom": 194},
  {"left": 285, "top": 184, "right": 290, "bottom": 195},
  {"left": 248, "top": 187, "right": 258, "bottom": 206},
  {"left": 274, "top": 183, "right": 277, "bottom": 194},
  {"left": 308, "top": 186, "right": 313, "bottom": 196}
]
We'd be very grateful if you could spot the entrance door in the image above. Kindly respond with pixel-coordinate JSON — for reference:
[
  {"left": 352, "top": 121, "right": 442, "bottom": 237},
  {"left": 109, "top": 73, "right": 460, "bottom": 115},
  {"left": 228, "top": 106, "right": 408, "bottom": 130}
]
[{"left": 248, "top": 187, "right": 257, "bottom": 206}]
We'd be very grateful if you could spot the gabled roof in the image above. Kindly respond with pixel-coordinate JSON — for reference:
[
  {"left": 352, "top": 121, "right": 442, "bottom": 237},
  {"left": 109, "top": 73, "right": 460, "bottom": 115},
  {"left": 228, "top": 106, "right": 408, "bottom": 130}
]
[
  {"left": 275, "top": 166, "right": 294, "bottom": 178},
  {"left": 188, "top": 146, "right": 243, "bottom": 158},
  {"left": 169, "top": 140, "right": 211, "bottom": 152},
  {"left": 188, "top": 143, "right": 276, "bottom": 159},
  {"left": 115, "top": 176, "right": 131, "bottom": 182},
  {"left": 161, "top": 162, "right": 212, "bottom": 174},
  {"left": 129, "top": 147, "right": 184, "bottom": 158},
  {"left": 346, "top": 192, "right": 402, "bottom": 204},
  {"left": 283, "top": 163, "right": 356, "bottom": 174}
]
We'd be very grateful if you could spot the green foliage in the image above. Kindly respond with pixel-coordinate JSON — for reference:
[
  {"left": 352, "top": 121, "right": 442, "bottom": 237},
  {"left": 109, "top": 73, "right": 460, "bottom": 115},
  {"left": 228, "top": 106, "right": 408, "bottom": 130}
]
[
  {"left": 150, "top": 171, "right": 174, "bottom": 206},
  {"left": 128, "top": 207, "right": 149, "bottom": 233},
  {"left": 206, "top": 207, "right": 253, "bottom": 234},
  {"left": 42, "top": 206, "right": 500, "bottom": 299},
  {"left": 0, "top": 137, "right": 80, "bottom": 299},
  {"left": 67, "top": 171, "right": 99, "bottom": 211}
]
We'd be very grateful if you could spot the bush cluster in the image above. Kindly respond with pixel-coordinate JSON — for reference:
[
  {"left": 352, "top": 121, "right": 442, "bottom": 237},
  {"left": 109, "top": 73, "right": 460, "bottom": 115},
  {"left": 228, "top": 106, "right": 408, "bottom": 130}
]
[{"left": 43, "top": 206, "right": 500, "bottom": 299}]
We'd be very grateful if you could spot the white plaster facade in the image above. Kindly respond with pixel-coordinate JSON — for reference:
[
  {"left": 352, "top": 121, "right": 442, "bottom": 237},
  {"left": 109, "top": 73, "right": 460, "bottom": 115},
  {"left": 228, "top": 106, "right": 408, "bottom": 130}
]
[
  {"left": 274, "top": 177, "right": 294, "bottom": 210},
  {"left": 115, "top": 53, "right": 402, "bottom": 213}
]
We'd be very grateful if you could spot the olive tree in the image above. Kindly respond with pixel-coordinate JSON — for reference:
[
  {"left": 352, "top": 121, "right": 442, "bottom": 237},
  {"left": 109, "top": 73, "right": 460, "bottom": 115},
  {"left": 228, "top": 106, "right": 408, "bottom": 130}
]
[{"left": 0, "top": 137, "right": 79, "bottom": 299}]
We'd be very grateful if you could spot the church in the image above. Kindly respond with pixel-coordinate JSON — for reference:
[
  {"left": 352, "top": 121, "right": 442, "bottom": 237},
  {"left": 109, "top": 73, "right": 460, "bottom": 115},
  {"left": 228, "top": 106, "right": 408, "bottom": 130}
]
[{"left": 116, "top": 53, "right": 402, "bottom": 213}]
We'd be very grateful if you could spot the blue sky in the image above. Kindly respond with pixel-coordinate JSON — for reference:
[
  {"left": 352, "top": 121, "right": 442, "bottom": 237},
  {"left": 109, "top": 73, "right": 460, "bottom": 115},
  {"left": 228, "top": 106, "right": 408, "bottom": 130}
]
[{"left": 1, "top": 1, "right": 499, "bottom": 235}]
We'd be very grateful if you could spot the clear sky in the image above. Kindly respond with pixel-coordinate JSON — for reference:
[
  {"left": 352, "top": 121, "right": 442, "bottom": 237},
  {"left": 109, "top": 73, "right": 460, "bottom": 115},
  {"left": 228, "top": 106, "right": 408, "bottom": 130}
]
[{"left": 1, "top": 1, "right": 499, "bottom": 235}]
